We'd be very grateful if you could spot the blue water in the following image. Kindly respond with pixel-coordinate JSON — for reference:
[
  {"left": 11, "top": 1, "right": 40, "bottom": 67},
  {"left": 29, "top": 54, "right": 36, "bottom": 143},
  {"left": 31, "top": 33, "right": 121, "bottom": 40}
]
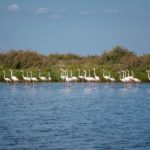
[{"left": 0, "top": 83, "right": 150, "bottom": 150}]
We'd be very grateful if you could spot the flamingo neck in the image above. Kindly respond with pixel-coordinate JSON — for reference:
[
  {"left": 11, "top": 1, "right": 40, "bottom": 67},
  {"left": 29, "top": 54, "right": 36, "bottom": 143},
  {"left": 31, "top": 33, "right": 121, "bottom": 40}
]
[
  {"left": 127, "top": 70, "right": 129, "bottom": 77},
  {"left": 119, "top": 72, "right": 122, "bottom": 80},
  {"left": 103, "top": 70, "right": 105, "bottom": 77},
  {"left": 27, "top": 72, "right": 29, "bottom": 77},
  {"left": 131, "top": 71, "right": 134, "bottom": 78},
  {"left": 88, "top": 70, "right": 90, "bottom": 77},
  {"left": 3, "top": 72, "right": 6, "bottom": 78},
  {"left": 66, "top": 70, "right": 68, "bottom": 78},
  {"left": 30, "top": 72, "right": 32, "bottom": 78},
  {"left": 78, "top": 69, "right": 80, "bottom": 76},
  {"left": 93, "top": 69, "right": 96, "bottom": 76},
  {"left": 70, "top": 71, "right": 72, "bottom": 77},
  {"left": 63, "top": 71, "right": 65, "bottom": 76},
  {"left": 10, "top": 71, "right": 13, "bottom": 77},
  {"left": 60, "top": 71, "right": 63, "bottom": 77},
  {"left": 84, "top": 71, "right": 87, "bottom": 78},
  {"left": 22, "top": 71, "right": 24, "bottom": 78},
  {"left": 67, "top": 70, "right": 69, "bottom": 77},
  {"left": 121, "top": 72, "right": 124, "bottom": 79},
  {"left": 123, "top": 71, "right": 126, "bottom": 78}
]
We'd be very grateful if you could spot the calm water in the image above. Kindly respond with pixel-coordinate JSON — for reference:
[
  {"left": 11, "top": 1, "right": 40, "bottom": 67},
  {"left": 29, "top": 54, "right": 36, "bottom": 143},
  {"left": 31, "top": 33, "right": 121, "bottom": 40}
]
[{"left": 0, "top": 83, "right": 150, "bottom": 150}]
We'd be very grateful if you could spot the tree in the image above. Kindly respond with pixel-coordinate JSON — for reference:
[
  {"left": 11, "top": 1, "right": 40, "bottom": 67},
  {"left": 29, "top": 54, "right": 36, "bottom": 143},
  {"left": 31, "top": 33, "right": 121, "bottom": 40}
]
[{"left": 101, "top": 46, "right": 136, "bottom": 64}]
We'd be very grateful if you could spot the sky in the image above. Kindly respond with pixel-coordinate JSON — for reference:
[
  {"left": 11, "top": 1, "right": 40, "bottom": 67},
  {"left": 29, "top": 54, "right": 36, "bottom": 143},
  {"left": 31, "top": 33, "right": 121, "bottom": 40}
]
[{"left": 0, "top": 0, "right": 150, "bottom": 55}]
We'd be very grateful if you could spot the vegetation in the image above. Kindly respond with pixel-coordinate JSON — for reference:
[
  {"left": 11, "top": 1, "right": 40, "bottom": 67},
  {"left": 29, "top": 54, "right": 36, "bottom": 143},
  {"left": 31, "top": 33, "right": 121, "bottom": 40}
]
[{"left": 0, "top": 46, "right": 150, "bottom": 82}]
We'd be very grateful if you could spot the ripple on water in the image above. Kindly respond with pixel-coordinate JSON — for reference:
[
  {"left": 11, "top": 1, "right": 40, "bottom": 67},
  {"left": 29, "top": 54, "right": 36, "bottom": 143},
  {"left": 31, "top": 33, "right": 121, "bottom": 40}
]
[{"left": 0, "top": 83, "right": 150, "bottom": 149}]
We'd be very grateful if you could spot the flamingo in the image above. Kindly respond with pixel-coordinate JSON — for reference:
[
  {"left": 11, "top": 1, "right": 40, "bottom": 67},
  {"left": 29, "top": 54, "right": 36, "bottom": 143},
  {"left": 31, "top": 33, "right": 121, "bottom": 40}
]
[
  {"left": 3, "top": 71, "right": 11, "bottom": 83},
  {"left": 26, "top": 72, "right": 31, "bottom": 82},
  {"left": 121, "top": 70, "right": 132, "bottom": 83},
  {"left": 65, "top": 69, "right": 73, "bottom": 82},
  {"left": 70, "top": 70, "right": 78, "bottom": 82},
  {"left": 146, "top": 70, "right": 150, "bottom": 81},
  {"left": 39, "top": 70, "right": 47, "bottom": 81},
  {"left": 21, "top": 70, "right": 28, "bottom": 82},
  {"left": 60, "top": 68, "right": 66, "bottom": 81},
  {"left": 88, "top": 70, "right": 96, "bottom": 82},
  {"left": 93, "top": 68, "right": 100, "bottom": 81},
  {"left": 102, "top": 69, "right": 110, "bottom": 82},
  {"left": 119, "top": 71, "right": 130, "bottom": 88},
  {"left": 48, "top": 72, "right": 52, "bottom": 81},
  {"left": 118, "top": 71, "right": 126, "bottom": 83},
  {"left": 126, "top": 70, "right": 134, "bottom": 81},
  {"left": 9, "top": 70, "right": 19, "bottom": 83},
  {"left": 83, "top": 70, "right": 91, "bottom": 82},
  {"left": 77, "top": 68, "right": 84, "bottom": 81},
  {"left": 30, "top": 71, "right": 38, "bottom": 82},
  {"left": 131, "top": 71, "right": 141, "bottom": 83},
  {"left": 83, "top": 70, "right": 95, "bottom": 82},
  {"left": 108, "top": 72, "right": 116, "bottom": 82}
]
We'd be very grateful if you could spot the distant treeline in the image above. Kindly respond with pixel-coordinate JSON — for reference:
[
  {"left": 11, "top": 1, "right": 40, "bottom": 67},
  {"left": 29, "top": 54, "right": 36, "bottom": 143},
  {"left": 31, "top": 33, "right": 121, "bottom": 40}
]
[{"left": 0, "top": 46, "right": 150, "bottom": 81}]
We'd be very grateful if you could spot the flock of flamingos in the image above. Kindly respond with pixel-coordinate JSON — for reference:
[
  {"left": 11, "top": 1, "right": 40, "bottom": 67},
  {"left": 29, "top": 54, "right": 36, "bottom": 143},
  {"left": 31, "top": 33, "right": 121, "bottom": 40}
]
[{"left": 2, "top": 69, "right": 150, "bottom": 84}]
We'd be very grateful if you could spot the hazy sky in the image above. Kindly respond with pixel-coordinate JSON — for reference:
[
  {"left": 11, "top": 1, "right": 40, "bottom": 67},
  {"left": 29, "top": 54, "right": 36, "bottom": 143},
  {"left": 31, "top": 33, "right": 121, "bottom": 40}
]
[{"left": 0, "top": 0, "right": 150, "bottom": 55}]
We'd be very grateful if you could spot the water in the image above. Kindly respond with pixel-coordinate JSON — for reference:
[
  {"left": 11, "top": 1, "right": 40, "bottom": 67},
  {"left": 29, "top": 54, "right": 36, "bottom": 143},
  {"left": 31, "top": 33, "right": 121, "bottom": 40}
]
[{"left": 0, "top": 83, "right": 150, "bottom": 150}]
